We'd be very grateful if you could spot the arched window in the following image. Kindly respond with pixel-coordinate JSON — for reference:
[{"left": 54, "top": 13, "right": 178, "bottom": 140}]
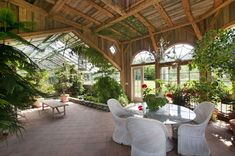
[
  {"left": 160, "top": 44, "right": 199, "bottom": 85},
  {"left": 132, "top": 51, "right": 155, "bottom": 65},
  {"left": 161, "top": 44, "right": 194, "bottom": 63}
]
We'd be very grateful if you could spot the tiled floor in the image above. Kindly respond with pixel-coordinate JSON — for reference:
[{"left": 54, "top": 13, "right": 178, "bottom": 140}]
[{"left": 0, "top": 102, "right": 234, "bottom": 156}]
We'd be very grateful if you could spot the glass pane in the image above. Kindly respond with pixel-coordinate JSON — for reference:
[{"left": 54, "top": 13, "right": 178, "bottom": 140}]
[
  {"left": 144, "top": 65, "right": 155, "bottom": 94},
  {"left": 132, "top": 51, "right": 155, "bottom": 65},
  {"left": 133, "top": 68, "right": 142, "bottom": 98}
]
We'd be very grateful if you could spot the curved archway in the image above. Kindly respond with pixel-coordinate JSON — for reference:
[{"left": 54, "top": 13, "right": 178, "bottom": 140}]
[
  {"left": 132, "top": 50, "right": 155, "bottom": 65},
  {"left": 161, "top": 43, "right": 194, "bottom": 63}
]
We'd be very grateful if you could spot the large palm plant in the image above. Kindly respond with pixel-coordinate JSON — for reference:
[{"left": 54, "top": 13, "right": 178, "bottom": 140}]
[{"left": 0, "top": 7, "right": 41, "bottom": 136}]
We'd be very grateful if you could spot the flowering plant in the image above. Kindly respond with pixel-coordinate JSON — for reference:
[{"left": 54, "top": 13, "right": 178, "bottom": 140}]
[
  {"left": 142, "top": 83, "right": 152, "bottom": 98},
  {"left": 142, "top": 83, "right": 167, "bottom": 111}
]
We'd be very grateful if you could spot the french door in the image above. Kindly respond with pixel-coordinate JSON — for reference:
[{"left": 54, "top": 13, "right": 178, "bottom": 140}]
[{"left": 132, "top": 67, "right": 144, "bottom": 101}]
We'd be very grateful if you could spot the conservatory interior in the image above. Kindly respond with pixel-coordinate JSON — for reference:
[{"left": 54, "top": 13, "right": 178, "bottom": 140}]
[{"left": 1, "top": 0, "right": 235, "bottom": 156}]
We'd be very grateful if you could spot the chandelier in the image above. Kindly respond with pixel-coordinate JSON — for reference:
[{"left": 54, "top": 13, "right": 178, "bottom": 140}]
[{"left": 150, "top": 36, "right": 169, "bottom": 60}]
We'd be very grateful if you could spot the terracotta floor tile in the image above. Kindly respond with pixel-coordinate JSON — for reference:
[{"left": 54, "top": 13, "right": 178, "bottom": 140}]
[{"left": 0, "top": 102, "right": 234, "bottom": 156}]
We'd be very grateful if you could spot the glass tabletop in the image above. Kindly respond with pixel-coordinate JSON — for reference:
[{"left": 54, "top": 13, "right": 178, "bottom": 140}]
[{"left": 145, "top": 104, "right": 196, "bottom": 124}]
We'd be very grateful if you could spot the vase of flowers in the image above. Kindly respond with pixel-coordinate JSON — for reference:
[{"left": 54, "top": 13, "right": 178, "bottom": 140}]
[{"left": 142, "top": 84, "right": 168, "bottom": 111}]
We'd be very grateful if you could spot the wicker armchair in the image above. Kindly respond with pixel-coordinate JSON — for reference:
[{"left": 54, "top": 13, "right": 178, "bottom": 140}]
[
  {"left": 178, "top": 102, "right": 214, "bottom": 156},
  {"left": 107, "top": 99, "right": 133, "bottom": 145},
  {"left": 127, "top": 117, "right": 168, "bottom": 156}
]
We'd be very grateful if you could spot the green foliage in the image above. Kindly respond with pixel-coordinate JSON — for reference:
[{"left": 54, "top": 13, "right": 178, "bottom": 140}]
[
  {"left": 0, "top": 45, "right": 41, "bottom": 135},
  {"left": 73, "top": 41, "right": 116, "bottom": 75},
  {"left": 54, "top": 64, "right": 84, "bottom": 96},
  {"left": 144, "top": 94, "right": 167, "bottom": 111},
  {"left": 93, "top": 76, "right": 128, "bottom": 104},
  {"left": 193, "top": 29, "right": 235, "bottom": 80},
  {"left": 144, "top": 66, "right": 155, "bottom": 80},
  {"left": 26, "top": 69, "right": 55, "bottom": 94},
  {"left": 0, "top": 7, "right": 44, "bottom": 136}
]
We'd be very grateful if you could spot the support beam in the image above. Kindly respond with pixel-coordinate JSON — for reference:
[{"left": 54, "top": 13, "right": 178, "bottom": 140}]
[
  {"left": 153, "top": 3, "right": 173, "bottom": 26},
  {"left": 9, "top": 0, "right": 48, "bottom": 16},
  {"left": 101, "top": 0, "right": 125, "bottom": 16},
  {"left": 52, "top": 15, "right": 88, "bottom": 31},
  {"left": 86, "top": 0, "right": 113, "bottom": 18},
  {"left": 18, "top": 27, "right": 74, "bottom": 39},
  {"left": 63, "top": 4, "right": 101, "bottom": 25},
  {"left": 181, "top": 0, "right": 202, "bottom": 39},
  {"left": 49, "top": 0, "right": 67, "bottom": 14},
  {"left": 98, "top": 35, "right": 121, "bottom": 52},
  {"left": 122, "top": 0, "right": 233, "bottom": 43},
  {"left": 208, "top": 0, "right": 224, "bottom": 30},
  {"left": 95, "top": 0, "right": 161, "bottom": 32},
  {"left": 134, "top": 13, "right": 155, "bottom": 32},
  {"left": 72, "top": 30, "right": 121, "bottom": 70}
]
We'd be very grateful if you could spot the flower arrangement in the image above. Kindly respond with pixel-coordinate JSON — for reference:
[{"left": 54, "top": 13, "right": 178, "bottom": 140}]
[{"left": 142, "top": 83, "right": 168, "bottom": 111}]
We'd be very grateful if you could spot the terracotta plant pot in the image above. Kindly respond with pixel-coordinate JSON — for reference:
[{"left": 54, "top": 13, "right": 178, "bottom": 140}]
[
  {"left": 33, "top": 97, "right": 44, "bottom": 108},
  {"left": 60, "top": 94, "right": 69, "bottom": 103}
]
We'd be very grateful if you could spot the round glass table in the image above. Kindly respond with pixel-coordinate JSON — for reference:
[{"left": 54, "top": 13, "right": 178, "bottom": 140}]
[
  {"left": 126, "top": 103, "right": 196, "bottom": 124},
  {"left": 145, "top": 103, "right": 196, "bottom": 124}
]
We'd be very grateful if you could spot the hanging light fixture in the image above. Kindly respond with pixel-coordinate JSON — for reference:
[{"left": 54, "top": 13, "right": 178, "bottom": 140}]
[{"left": 151, "top": 34, "right": 169, "bottom": 60}]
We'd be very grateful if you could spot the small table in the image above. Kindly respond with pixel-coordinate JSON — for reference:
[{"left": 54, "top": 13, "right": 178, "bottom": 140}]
[{"left": 42, "top": 99, "right": 69, "bottom": 118}]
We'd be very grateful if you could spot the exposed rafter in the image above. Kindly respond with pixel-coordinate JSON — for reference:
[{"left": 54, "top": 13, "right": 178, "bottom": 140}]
[
  {"left": 72, "top": 30, "right": 121, "bottom": 70},
  {"left": 208, "top": 0, "right": 224, "bottom": 29},
  {"left": 63, "top": 4, "right": 101, "bottom": 25},
  {"left": 49, "top": 0, "right": 66, "bottom": 14},
  {"left": 181, "top": 0, "right": 202, "bottom": 39},
  {"left": 101, "top": 0, "right": 125, "bottom": 16},
  {"left": 86, "top": 0, "right": 113, "bottom": 18},
  {"left": 95, "top": 0, "right": 161, "bottom": 32},
  {"left": 52, "top": 15, "right": 86, "bottom": 31},
  {"left": 148, "top": 29, "right": 158, "bottom": 54},
  {"left": 153, "top": 3, "right": 173, "bottom": 26},
  {"left": 134, "top": 13, "right": 155, "bottom": 32},
  {"left": 18, "top": 27, "right": 74, "bottom": 39}
]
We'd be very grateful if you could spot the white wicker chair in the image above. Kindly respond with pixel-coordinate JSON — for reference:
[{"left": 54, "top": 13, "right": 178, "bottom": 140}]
[
  {"left": 127, "top": 117, "right": 167, "bottom": 156},
  {"left": 107, "top": 98, "right": 133, "bottom": 145},
  {"left": 178, "top": 102, "right": 215, "bottom": 156}
]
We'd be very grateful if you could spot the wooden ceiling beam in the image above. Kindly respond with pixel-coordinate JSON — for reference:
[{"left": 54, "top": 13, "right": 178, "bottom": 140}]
[
  {"left": 182, "top": 0, "right": 202, "bottom": 39},
  {"left": 134, "top": 13, "right": 155, "bottom": 32},
  {"left": 153, "top": 3, "right": 173, "bottom": 26},
  {"left": 123, "top": 0, "right": 233, "bottom": 43},
  {"left": 208, "top": 0, "right": 224, "bottom": 29},
  {"left": 148, "top": 29, "right": 158, "bottom": 55},
  {"left": 9, "top": 0, "right": 48, "bottom": 16},
  {"left": 86, "top": 0, "right": 113, "bottom": 18},
  {"left": 49, "top": 0, "right": 66, "bottom": 14},
  {"left": 95, "top": 0, "right": 161, "bottom": 32},
  {"left": 72, "top": 30, "right": 121, "bottom": 70},
  {"left": 52, "top": 15, "right": 87, "bottom": 31},
  {"left": 18, "top": 27, "right": 74, "bottom": 38},
  {"left": 101, "top": 0, "right": 125, "bottom": 16},
  {"left": 63, "top": 4, "right": 101, "bottom": 25}
]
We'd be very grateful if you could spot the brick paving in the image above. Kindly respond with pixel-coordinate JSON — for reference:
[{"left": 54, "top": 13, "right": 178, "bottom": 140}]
[{"left": 0, "top": 102, "right": 234, "bottom": 156}]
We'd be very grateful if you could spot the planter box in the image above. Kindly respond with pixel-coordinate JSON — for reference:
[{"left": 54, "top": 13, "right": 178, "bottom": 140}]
[{"left": 69, "top": 97, "right": 110, "bottom": 112}]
